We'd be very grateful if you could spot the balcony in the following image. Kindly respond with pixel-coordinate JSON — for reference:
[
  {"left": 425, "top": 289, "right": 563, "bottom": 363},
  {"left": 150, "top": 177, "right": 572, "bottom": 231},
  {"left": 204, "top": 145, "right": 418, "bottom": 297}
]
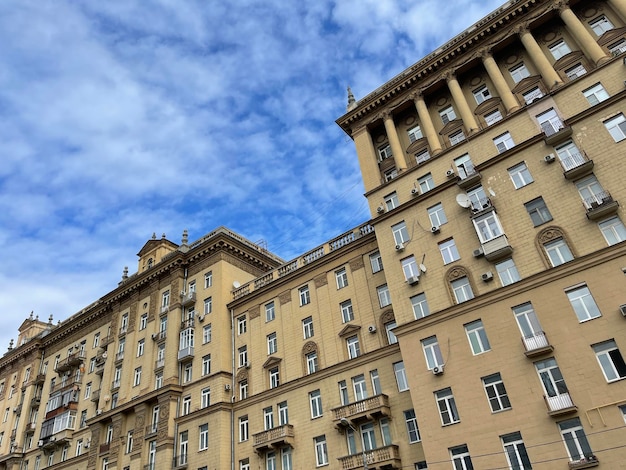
[
  {"left": 332, "top": 394, "right": 391, "bottom": 424},
  {"left": 30, "top": 396, "right": 41, "bottom": 408},
  {"left": 338, "top": 445, "right": 401, "bottom": 470},
  {"left": 34, "top": 373, "right": 46, "bottom": 385},
  {"left": 91, "top": 389, "right": 101, "bottom": 403},
  {"left": 55, "top": 352, "right": 86, "bottom": 373},
  {"left": 582, "top": 191, "right": 619, "bottom": 221},
  {"left": 145, "top": 424, "right": 158, "bottom": 439},
  {"left": 115, "top": 351, "right": 125, "bottom": 362},
  {"left": 160, "top": 305, "right": 169, "bottom": 315},
  {"left": 119, "top": 325, "right": 128, "bottom": 336},
  {"left": 181, "top": 291, "right": 196, "bottom": 307},
  {"left": 100, "top": 334, "right": 113, "bottom": 348},
  {"left": 111, "top": 379, "right": 121, "bottom": 390},
  {"left": 95, "top": 363, "right": 105, "bottom": 376},
  {"left": 542, "top": 120, "right": 572, "bottom": 145},
  {"left": 482, "top": 235, "right": 513, "bottom": 262},
  {"left": 178, "top": 346, "right": 194, "bottom": 362},
  {"left": 456, "top": 162, "right": 481, "bottom": 190},
  {"left": 155, "top": 358, "right": 165, "bottom": 369},
  {"left": 253, "top": 424, "right": 295, "bottom": 452},
  {"left": 99, "top": 443, "right": 110, "bottom": 454},
  {"left": 26, "top": 422, "right": 37, "bottom": 432},
  {"left": 559, "top": 150, "right": 594, "bottom": 180},
  {"left": 180, "top": 318, "right": 195, "bottom": 330},
  {"left": 544, "top": 392, "right": 577, "bottom": 416},
  {"left": 568, "top": 456, "right": 599, "bottom": 469},
  {"left": 522, "top": 332, "right": 554, "bottom": 357}
]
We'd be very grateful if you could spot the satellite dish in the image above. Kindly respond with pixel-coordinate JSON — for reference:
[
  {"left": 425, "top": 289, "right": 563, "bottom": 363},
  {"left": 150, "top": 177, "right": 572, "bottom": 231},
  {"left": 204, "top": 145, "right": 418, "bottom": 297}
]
[
  {"left": 233, "top": 281, "right": 241, "bottom": 289},
  {"left": 419, "top": 264, "right": 427, "bottom": 273},
  {"left": 488, "top": 187, "right": 496, "bottom": 197},
  {"left": 456, "top": 193, "right": 471, "bottom": 208}
]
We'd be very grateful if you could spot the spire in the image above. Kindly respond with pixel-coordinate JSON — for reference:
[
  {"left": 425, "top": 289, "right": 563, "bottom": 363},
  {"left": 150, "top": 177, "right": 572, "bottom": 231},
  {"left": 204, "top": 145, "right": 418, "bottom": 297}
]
[{"left": 347, "top": 86, "right": 357, "bottom": 111}]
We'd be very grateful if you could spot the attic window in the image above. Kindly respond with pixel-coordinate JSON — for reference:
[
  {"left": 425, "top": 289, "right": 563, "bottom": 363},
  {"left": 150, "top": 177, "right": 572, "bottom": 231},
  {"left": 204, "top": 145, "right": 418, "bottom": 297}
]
[{"left": 147, "top": 258, "right": 153, "bottom": 269}]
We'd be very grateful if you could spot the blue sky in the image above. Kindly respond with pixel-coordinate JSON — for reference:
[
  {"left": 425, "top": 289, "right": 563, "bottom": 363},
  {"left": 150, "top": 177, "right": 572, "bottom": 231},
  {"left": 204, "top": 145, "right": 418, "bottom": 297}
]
[{"left": 0, "top": 0, "right": 504, "bottom": 351}]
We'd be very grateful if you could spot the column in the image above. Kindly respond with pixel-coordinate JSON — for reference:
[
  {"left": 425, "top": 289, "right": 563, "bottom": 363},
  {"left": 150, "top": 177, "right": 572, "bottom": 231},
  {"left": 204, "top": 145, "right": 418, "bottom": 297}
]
[
  {"left": 607, "top": 0, "right": 626, "bottom": 21},
  {"left": 352, "top": 126, "right": 383, "bottom": 193},
  {"left": 559, "top": 5, "right": 609, "bottom": 64},
  {"left": 412, "top": 93, "right": 443, "bottom": 155},
  {"left": 445, "top": 73, "right": 480, "bottom": 133},
  {"left": 518, "top": 25, "right": 563, "bottom": 88},
  {"left": 481, "top": 50, "right": 520, "bottom": 113},
  {"left": 382, "top": 112, "right": 408, "bottom": 171}
]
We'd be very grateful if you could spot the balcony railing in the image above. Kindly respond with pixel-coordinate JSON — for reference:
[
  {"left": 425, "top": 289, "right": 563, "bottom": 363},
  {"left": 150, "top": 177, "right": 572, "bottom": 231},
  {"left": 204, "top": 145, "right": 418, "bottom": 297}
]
[
  {"left": 115, "top": 351, "right": 125, "bottom": 362},
  {"left": 155, "top": 358, "right": 165, "bottom": 369},
  {"left": 145, "top": 424, "right": 158, "bottom": 437},
  {"left": 522, "top": 332, "right": 554, "bottom": 357},
  {"left": 252, "top": 424, "right": 295, "bottom": 451},
  {"left": 582, "top": 191, "right": 619, "bottom": 221},
  {"left": 338, "top": 445, "right": 401, "bottom": 470},
  {"left": 544, "top": 392, "right": 577, "bottom": 416},
  {"left": 91, "top": 389, "right": 101, "bottom": 403},
  {"left": 457, "top": 162, "right": 481, "bottom": 189},
  {"left": 181, "top": 292, "right": 196, "bottom": 307},
  {"left": 111, "top": 379, "right": 121, "bottom": 390},
  {"left": 482, "top": 234, "right": 513, "bottom": 262},
  {"left": 332, "top": 394, "right": 391, "bottom": 423},
  {"left": 568, "top": 455, "right": 599, "bottom": 469},
  {"left": 160, "top": 305, "right": 169, "bottom": 315},
  {"left": 178, "top": 347, "right": 194, "bottom": 362},
  {"left": 55, "top": 353, "right": 86, "bottom": 373},
  {"left": 542, "top": 119, "right": 572, "bottom": 145},
  {"left": 119, "top": 325, "right": 128, "bottom": 336},
  {"left": 559, "top": 150, "right": 594, "bottom": 179},
  {"left": 180, "top": 318, "right": 195, "bottom": 330}
]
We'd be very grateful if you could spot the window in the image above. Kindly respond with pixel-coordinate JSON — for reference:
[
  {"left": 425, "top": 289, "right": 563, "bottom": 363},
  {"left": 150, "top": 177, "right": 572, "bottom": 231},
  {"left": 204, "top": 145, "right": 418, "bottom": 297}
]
[
  {"left": 162, "top": 290, "right": 170, "bottom": 310},
  {"left": 402, "top": 256, "right": 420, "bottom": 281},
  {"left": 593, "top": 340, "right": 626, "bottom": 381},
  {"left": 199, "top": 423, "right": 208, "bottom": 450},
  {"left": 335, "top": 268, "right": 349, "bottom": 290},
  {"left": 582, "top": 83, "right": 609, "bottom": 106},
  {"left": 133, "top": 367, "right": 142, "bottom": 387},
  {"left": 495, "top": 259, "right": 521, "bottom": 286},
  {"left": 418, "top": 173, "right": 434, "bottom": 193},
  {"left": 525, "top": 197, "right": 552, "bottom": 226},
  {"left": 202, "top": 324, "right": 212, "bottom": 344},
  {"left": 549, "top": 39, "right": 571, "bottom": 60},
  {"left": 483, "top": 373, "right": 511, "bottom": 412},
  {"left": 428, "top": 203, "right": 447, "bottom": 228},
  {"left": 544, "top": 238, "right": 574, "bottom": 267},
  {"left": 202, "top": 354, "right": 211, "bottom": 376},
  {"left": 269, "top": 367, "right": 280, "bottom": 389},
  {"left": 589, "top": 15, "right": 614, "bottom": 35},
  {"left": 620, "top": 404, "right": 626, "bottom": 424},
  {"left": 340, "top": 300, "right": 354, "bottom": 323},
  {"left": 604, "top": 114, "right": 626, "bottom": 142},
  {"left": 422, "top": 336, "right": 443, "bottom": 370},
  {"left": 310, "top": 390, "right": 323, "bottom": 418},
  {"left": 449, "top": 129, "right": 466, "bottom": 145},
  {"left": 203, "top": 297, "right": 212, "bottom": 315},
  {"left": 394, "top": 361, "right": 409, "bottom": 391},
  {"left": 239, "top": 380, "right": 248, "bottom": 400},
  {"left": 137, "top": 339, "right": 145, "bottom": 357},
  {"left": 436, "top": 388, "right": 460, "bottom": 425},
  {"left": 266, "top": 452, "right": 276, "bottom": 470},
  {"left": 451, "top": 277, "right": 474, "bottom": 303},
  {"left": 238, "top": 416, "right": 249, "bottom": 442},
  {"left": 369, "top": 251, "right": 383, "bottom": 273},
  {"left": 535, "top": 358, "right": 569, "bottom": 399},
  {"left": 385, "top": 321, "right": 397, "bottom": 344},
  {"left": 182, "top": 395, "right": 191, "bottom": 415},
  {"left": 201, "top": 387, "right": 211, "bottom": 408},
  {"left": 565, "top": 63, "right": 586, "bottom": 79},
  {"left": 508, "top": 162, "right": 533, "bottom": 189},
  {"left": 392, "top": 221, "right": 409, "bottom": 245},
  {"left": 473, "top": 85, "right": 491, "bottom": 104},
  {"left": 155, "top": 372, "right": 163, "bottom": 389},
  {"left": 281, "top": 448, "right": 292, "bottom": 470},
  {"left": 485, "top": 109, "right": 503, "bottom": 126},
  {"left": 576, "top": 175, "right": 606, "bottom": 209},
  {"left": 608, "top": 38, "right": 626, "bottom": 54},
  {"left": 411, "top": 293, "right": 430, "bottom": 319},
  {"left": 493, "top": 132, "right": 514, "bottom": 153},
  {"left": 510, "top": 63, "right": 530, "bottom": 83},
  {"left": 384, "top": 167, "right": 398, "bottom": 182},
  {"left": 238, "top": 346, "right": 248, "bottom": 368},
  {"left": 523, "top": 86, "right": 544, "bottom": 104},
  {"left": 237, "top": 315, "right": 247, "bottom": 335},
  {"left": 450, "top": 445, "right": 473, "bottom": 469},
  {"left": 339, "top": 380, "right": 349, "bottom": 405},
  {"left": 84, "top": 382, "right": 92, "bottom": 399},
  {"left": 314, "top": 436, "right": 328, "bottom": 466},
  {"left": 139, "top": 313, "right": 148, "bottom": 330},
  {"left": 384, "top": 192, "right": 399, "bottom": 212},
  {"left": 439, "top": 239, "right": 460, "bottom": 264},
  {"left": 187, "top": 280, "right": 196, "bottom": 293},
  {"left": 262, "top": 301, "right": 275, "bottom": 322},
  {"left": 302, "top": 316, "right": 314, "bottom": 338},
  {"left": 267, "top": 333, "right": 277, "bottom": 355},
  {"left": 306, "top": 351, "right": 318, "bottom": 374},
  {"left": 465, "top": 320, "right": 491, "bottom": 355},
  {"left": 567, "top": 284, "right": 603, "bottom": 322},
  {"left": 377, "top": 285, "right": 391, "bottom": 308},
  {"left": 240, "top": 459, "right": 250, "bottom": 470},
  {"left": 555, "top": 140, "right": 584, "bottom": 170},
  {"left": 501, "top": 432, "right": 531, "bottom": 470},
  {"left": 439, "top": 105, "right": 456, "bottom": 125},
  {"left": 415, "top": 148, "right": 431, "bottom": 164},
  {"left": 352, "top": 374, "right": 368, "bottom": 401},
  {"left": 263, "top": 407, "right": 273, "bottom": 430},
  {"left": 278, "top": 401, "right": 288, "bottom": 425},
  {"left": 599, "top": 217, "right": 626, "bottom": 245},
  {"left": 404, "top": 410, "right": 420, "bottom": 443},
  {"left": 370, "top": 369, "right": 382, "bottom": 395},
  {"left": 93, "top": 333, "right": 100, "bottom": 349},
  {"left": 408, "top": 125, "right": 423, "bottom": 142},
  {"left": 473, "top": 211, "right": 504, "bottom": 243},
  {"left": 559, "top": 418, "right": 594, "bottom": 461},
  {"left": 378, "top": 144, "right": 392, "bottom": 161},
  {"left": 299, "top": 286, "right": 310, "bottom": 306},
  {"left": 347, "top": 336, "right": 360, "bottom": 359},
  {"left": 183, "top": 363, "right": 192, "bottom": 383}
]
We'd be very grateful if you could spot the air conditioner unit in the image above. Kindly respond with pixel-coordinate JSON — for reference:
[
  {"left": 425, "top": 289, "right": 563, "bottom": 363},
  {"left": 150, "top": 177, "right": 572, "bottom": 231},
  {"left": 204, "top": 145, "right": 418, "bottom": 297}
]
[
  {"left": 377, "top": 205, "right": 385, "bottom": 214},
  {"left": 224, "top": 384, "right": 231, "bottom": 391},
  {"left": 198, "top": 315, "right": 205, "bottom": 322},
  {"left": 244, "top": 362, "right": 251, "bottom": 369},
  {"left": 407, "top": 275, "right": 420, "bottom": 285},
  {"left": 473, "top": 247, "right": 484, "bottom": 258},
  {"left": 431, "top": 226, "right": 440, "bottom": 234},
  {"left": 411, "top": 187, "right": 419, "bottom": 195},
  {"left": 395, "top": 243, "right": 405, "bottom": 252},
  {"left": 620, "top": 304, "right": 626, "bottom": 317},
  {"left": 446, "top": 169, "right": 456, "bottom": 178},
  {"left": 151, "top": 333, "right": 158, "bottom": 340},
  {"left": 96, "top": 409, "right": 103, "bottom": 415},
  {"left": 432, "top": 365, "right": 444, "bottom": 375},
  {"left": 368, "top": 325, "right": 377, "bottom": 334},
  {"left": 13, "top": 407, "right": 18, "bottom": 412},
  {"left": 37, "top": 440, "right": 43, "bottom": 447},
  {"left": 481, "top": 271, "right": 494, "bottom": 282},
  {"left": 544, "top": 153, "right": 555, "bottom": 163}
]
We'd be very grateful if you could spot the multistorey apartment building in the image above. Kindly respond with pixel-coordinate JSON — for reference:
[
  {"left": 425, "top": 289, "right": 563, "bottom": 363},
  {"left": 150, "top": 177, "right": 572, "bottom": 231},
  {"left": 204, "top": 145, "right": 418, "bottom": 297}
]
[{"left": 1, "top": 0, "right": 626, "bottom": 469}]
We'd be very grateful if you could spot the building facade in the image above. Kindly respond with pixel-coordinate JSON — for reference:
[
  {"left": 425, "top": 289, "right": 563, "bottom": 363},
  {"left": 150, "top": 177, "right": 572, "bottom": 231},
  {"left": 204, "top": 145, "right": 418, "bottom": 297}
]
[{"left": 2, "top": 0, "right": 626, "bottom": 469}]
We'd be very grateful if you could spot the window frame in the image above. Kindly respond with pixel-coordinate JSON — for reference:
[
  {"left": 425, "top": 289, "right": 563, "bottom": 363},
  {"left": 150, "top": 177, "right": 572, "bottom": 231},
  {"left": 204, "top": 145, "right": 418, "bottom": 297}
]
[
  {"left": 427, "top": 203, "right": 447, "bottom": 228},
  {"left": 394, "top": 361, "right": 409, "bottom": 391},
  {"left": 347, "top": 336, "right": 361, "bottom": 359},
  {"left": 302, "top": 316, "right": 314, "bottom": 339},
  {"left": 493, "top": 132, "right": 515, "bottom": 153},
  {"left": 436, "top": 388, "right": 460, "bottom": 425},
  {"left": 592, "top": 340, "right": 626, "bottom": 382},
  {"left": 525, "top": 197, "right": 552, "bottom": 226},
  {"left": 309, "top": 390, "right": 323, "bottom": 418},
  {"left": 482, "top": 373, "right": 511, "bottom": 413},
  {"left": 583, "top": 82, "right": 609, "bottom": 106},
  {"left": 377, "top": 284, "right": 391, "bottom": 308},
  {"left": 464, "top": 319, "right": 491, "bottom": 355},
  {"left": 369, "top": 251, "right": 383, "bottom": 273},
  {"left": 566, "top": 285, "right": 601, "bottom": 322},
  {"left": 335, "top": 268, "right": 349, "bottom": 289},
  {"left": 599, "top": 216, "right": 626, "bottom": 245},
  {"left": 438, "top": 238, "right": 460, "bottom": 264},
  {"left": 422, "top": 336, "right": 444, "bottom": 370},
  {"left": 418, "top": 173, "right": 434, "bottom": 193},
  {"left": 603, "top": 114, "right": 626, "bottom": 142},
  {"left": 508, "top": 162, "right": 533, "bottom": 189},
  {"left": 340, "top": 300, "right": 354, "bottom": 323},
  {"left": 299, "top": 286, "right": 311, "bottom": 306}
]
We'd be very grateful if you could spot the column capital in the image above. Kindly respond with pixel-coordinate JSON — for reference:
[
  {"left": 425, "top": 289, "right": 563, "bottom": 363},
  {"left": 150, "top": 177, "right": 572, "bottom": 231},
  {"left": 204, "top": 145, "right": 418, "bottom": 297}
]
[
  {"left": 552, "top": 0, "right": 570, "bottom": 13},
  {"left": 478, "top": 47, "right": 493, "bottom": 60},
  {"left": 442, "top": 70, "right": 457, "bottom": 83},
  {"left": 380, "top": 109, "right": 393, "bottom": 120},
  {"left": 408, "top": 90, "right": 425, "bottom": 101},
  {"left": 514, "top": 22, "right": 531, "bottom": 36}
]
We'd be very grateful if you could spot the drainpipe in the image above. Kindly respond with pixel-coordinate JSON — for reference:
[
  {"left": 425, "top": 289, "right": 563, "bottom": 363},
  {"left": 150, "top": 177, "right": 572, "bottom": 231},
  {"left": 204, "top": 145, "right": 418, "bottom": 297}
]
[{"left": 230, "top": 308, "right": 236, "bottom": 470}]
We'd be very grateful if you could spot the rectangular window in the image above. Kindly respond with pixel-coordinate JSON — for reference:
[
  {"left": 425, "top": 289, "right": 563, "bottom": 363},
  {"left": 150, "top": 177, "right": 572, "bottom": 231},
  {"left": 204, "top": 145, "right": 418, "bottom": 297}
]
[
  {"left": 483, "top": 373, "right": 511, "bottom": 412},
  {"left": 238, "top": 416, "right": 248, "bottom": 442},
  {"left": 439, "top": 239, "right": 460, "bottom": 264},
  {"left": 449, "top": 129, "right": 466, "bottom": 145},
  {"left": 392, "top": 222, "right": 409, "bottom": 245},
  {"left": 599, "top": 216, "right": 626, "bottom": 245},
  {"left": 269, "top": 367, "right": 280, "bottom": 389},
  {"left": 133, "top": 367, "right": 142, "bottom": 387},
  {"left": 510, "top": 63, "right": 530, "bottom": 83},
  {"left": 384, "top": 192, "right": 399, "bottom": 211},
  {"left": 535, "top": 358, "right": 569, "bottom": 399},
  {"left": 566, "top": 285, "right": 601, "bottom": 322},
  {"left": 203, "top": 324, "right": 212, "bottom": 344},
  {"left": 370, "top": 369, "right": 382, "bottom": 395},
  {"left": 439, "top": 105, "right": 456, "bottom": 125},
  {"left": 418, "top": 173, "right": 434, "bottom": 193},
  {"left": 472, "top": 211, "right": 504, "bottom": 243},
  {"left": 203, "top": 297, "right": 212, "bottom": 315},
  {"left": 299, "top": 286, "right": 311, "bottom": 306},
  {"left": 495, "top": 258, "right": 521, "bottom": 286},
  {"left": 592, "top": 340, "right": 626, "bottom": 381},
  {"left": 378, "top": 144, "right": 392, "bottom": 161},
  {"left": 347, "top": 336, "right": 360, "bottom": 359},
  {"left": 450, "top": 445, "right": 473, "bottom": 469},
  {"left": 237, "top": 315, "right": 247, "bottom": 335},
  {"left": 278, "top": 401, "right": 288, "bottom": 425},
  {"left": 314, "top": 436, "right": 328, "bottom": 467},
  {"left": 451, "top": 277, "right": 474, "bottom": 303},
  {"left": 408, "top": 125, "right": 423, "bottom": 142},
  {"left": 411, "top": 293, "right": 430, "bottom": 319},
  {"left": 93, "top": 333, "right": 100, "bottom": 349},
  {"left": 473, "top": 85, "right": 491, "bottom": 104},
  {"left": 340, "top": 300, "right": 354, "bottom": 323},
  {"left": 404, "top": 410, "right": 420, "bottom": 443},
  {"left": 201, "top": 387, "right": 210, "bottom": 408},
  {"left": 428, "top": 203, "right": 447, "bottom": 228},
  {"left": 565, "top": 63, "right": 587, "bottom": 79},
  {"left": 583, "top": 83, "right": 609, "bottom": 105},
  {"left": 335, "top": 268, "right": 349, "bottom": 289},
  {"left": 265, "top": 301, "right": 275, "bottom": 322},
  {"left": 202, "top": 354, "right": 211, "bottom": 376},
  {"left": 264, "top": 407, "right": 274, "bottom": 430},
  {"left": 267, "top": 333, "right": 277, "bottom": 355},
  {"left": 493, "top": 132, "right": 515, "bottom": 153},
  {"left": 385, "top": 321, "right": 397, "bottom": 344},
  {"left": 604, "top": 114, "right": 626, "bottom": 142},
  {"left": 465, "top": 320, "right": 491, "bottom": 355},
  {"left": 183, "top": 363, "right": 192, "bottom": 383},
  {"left": 182, "top": 395, "right": 191, "bottom": 415},
  {"left": 501, "top": 432, "right": 531, "bottom": 469},
  {"left": 238, "top": 346, "right": 248, "bottom": 368},
  {"left": 402, "top": 256, "right": 420, "bottom": 281},
  {"left": 525, "top": 197, "right": 552, "bottom": 226},
  {"left": 199, "top": 424, "right": 208, "bottom": 451},
  {"left": 422, "top": 336, "right": 444, "bottom": 370},
  {"left": 549, "top": 39, "right": 571, "bottom": 60},
  {"left": 310, "top": 390, "right": 323, "bottom": 418},
  {"left": 302, "top": 316, "right": 314, "bottom": 339},
  {"left": 508, "top": 162, "right": 533, "bottom": 189},
  {"left": 339, "top": 380, "right": 349, "bottom": 405},
  {"left": 377, "top": 285, "right": 391, "bottom": 308},
  {"left": 137, "top": 339, "right": 145, "bottom": 357},
  {"left": 589, "top": 15, "right": 614, "bottom": 35},
  {"left": 523, "top": 86, "right": 544, "bottom": 104},
  {"left": 608, "top": 38, "right": 626, "bottom": 54},
  {"left": 204, "top": 271, "right": 212, "bottom": 288},
  {"left": 559, "top": 418, "right": 594, "bottom": 461},
  {"left": 436, "top": 388, "right": 460, "bottom": 425},
  {"left": 485, "top": 109, "right": 503, "bottom": 126},
  {"left": 455, "top": 154, "right": 476, "bottom": 180},
  {"left": 239, "top": 380, "right": 248, "bottom": 400},
  {"left": 361, "top": 422, "right": 377, "bottom": 451},
  {"left": 394, "top": 361, "right": 409, "bottom": 391},
  {"left": 415, "top": 148, "right": 431, "bottom": 164},
  {"left": 139, "top": 313, "right": 148, "bottom": 330},
  {"left": 369, "top": 251, "right": 383, "bottom": 273},
  {"left": 306, "top": 351, "right": 318, "bottom": 374},
  {"left": 352, "top": 375, "right": 367, "bottom": 401},
  {"left": 384, "top": 168, "right": 398, "bottom": 182}
]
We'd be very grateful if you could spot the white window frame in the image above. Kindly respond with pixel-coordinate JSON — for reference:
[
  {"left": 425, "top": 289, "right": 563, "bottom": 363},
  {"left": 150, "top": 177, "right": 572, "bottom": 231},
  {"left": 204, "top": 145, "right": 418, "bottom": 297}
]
[
  {"left": 377, "top": 285, "right": 391, "bottom": 307},
  {"left": 202, "top": 324, "right": 212, "bottom": 344},
  {"left": 407, "top": 125, "right": 423, "bottom": 142},
  {"left": 385, "top": 321, "right": 397, "bottom": 344},
  {"left": 525, "top": 197, "right": 552, "bottom": 226},
  {"left": 401, "top": 256, "right": 420, "bottom": 280},
  {"left": 201, "top": 387, "right": 211, "bottom": 408},
  {"left": 309, "top": 390, "right": 323, "bottom": 418},
  {"left": 428, "top": 203, "right": 447, "bottom": 228},
  {"left": 238, "top": 416, "right": 248, "bottom": 442},
  {"left": 544, "top": 239, "right": 574, "bottom": 267},
  {"left": 267, "top": 333, "right": 277, "bottom": 355},
  {"left": 384, "top": 192, "right": 399, "bottom": 212},
  {"left": 566, "top": 285, "right": 602, "bottom": 322},
  {"left": 593, "top": 340, "right": 626, "bottom": 382},
  {"left": 199, "top": 423, "right": 209, "bottom": 451},
  {"left": 589, "top": 15, "right": 614, "bottom": 36},
  {"left": 472, "top": 211, "right": 504, "bottom": 243},
  {"left": 493, "top": 132, "right": 514, "bottom": 153},
  {"left": 238, "top": 346, "right": 248, "bottom": 368},
  {"left": 404, "top": 410, "right": 420, "bottom": 443},
  {"left": 436, "top": 388, "right": 460, "bottom": 425},
  {"left": 237, "top": 316, "right": 247, "bottom": 335},
  {"left": 378, "top": 144, "right": 392, "bottom": 161},
  {"left": 501, "top": 432, "right": 531, "bottom": 469},
  {"left": 439, "top": 105, "right": 456, "bottom": 125},
  {"left": 451, "top": 277, "right": 474, "bottom": 303},
  {"left": 438, "top": 239, "right": 460, "bottom": 264},
  {"left": 508, "top": 162, "right": 533, "bottom": 189},
  {"left": 352, "top": 375, "right": 367, "bottom": 401},
  {"left": 203, "top": 297, "right": 212, "bottom": 315},
  {"left": 202, "top": 354, "right": 211, "bottom": 376},
  {"left": 449, "top": 129, "right": 466, "bottom": 145},
  {"left": 340, "top": 300, "right": 354, "bottom": 323},
  {"left": 269, "top": 367, "right": 280, "bottom": 389},
  {"left": 417, "top": 173, "right": 435, "bottom": 195},
  {"left": 599, "top": 217, "right": 626, "bottom": 245},
  {"left": 565, "top": 63, "right": 586, "bottom": 79},
  {"left": 394, "top": 361, "right": 409, "bottom": 391},
  {"left": 473, "top": 85, "right": 491, "bottom": 104},
  {"left": 483, "top": 373, "right": 511, "bottom": 412},
  {"left": 306, "top": 351, "right": 318, "bottom": 374},
  {"left": 604, "top": 114, "right": 626, "bottom": 142},
  {"left": 369, "top": 251, "right": 383, "bottom": 273},
  {"left": 139, "top": 313, "right": 148, "bottom": 330},
  {"left": 411, "top": 293, "right": 430, "bottom": 319},
  {"left": 302, "top": 316, "right": 314, "bottom": 339},
  {"left": 133, "top": 367, "right": 142, "bottom": 387},
  {"left": 299, "top": 286, "right": 311, "bottom": 306},
  {"left": 204, "top": 271, "right": 212, "bottom": 288},
  {"left": 335, "top": 268, "right": 349, "bottom": 289},
  {"left": 485, "top": 109, "right": 503, "bottom": 126},
  {"left": 422, "top": 336, "right": 443, "bottom": 370},
  {"left": 559, "top": 418, "right": 593, "bottom": 461},
  {"left": 509, "top": 63, "right": 530, "bottom": 83},
  {"left": 523, "top": 86, "right": 544, "bottom": 104},
  {"left": 415, "top": 148, "right": 431, "bottom": 164},
  {"left": 549, "top": 39, "right": 571, "bottom": 60},
  {"left": 465, "top": 319, "right": 491, "bottom": 355},
  {"left": 347, "top": 336, "right": 360, "bottom": 359},
  {"left": 391, "top": 222, "right": 409, "bottom": 245},
  {"left": 314, "top": 436, "right": 328, "bottom": 467},
  {"left": 495, "top": 258, "right": 521, "bottom": 286}
]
